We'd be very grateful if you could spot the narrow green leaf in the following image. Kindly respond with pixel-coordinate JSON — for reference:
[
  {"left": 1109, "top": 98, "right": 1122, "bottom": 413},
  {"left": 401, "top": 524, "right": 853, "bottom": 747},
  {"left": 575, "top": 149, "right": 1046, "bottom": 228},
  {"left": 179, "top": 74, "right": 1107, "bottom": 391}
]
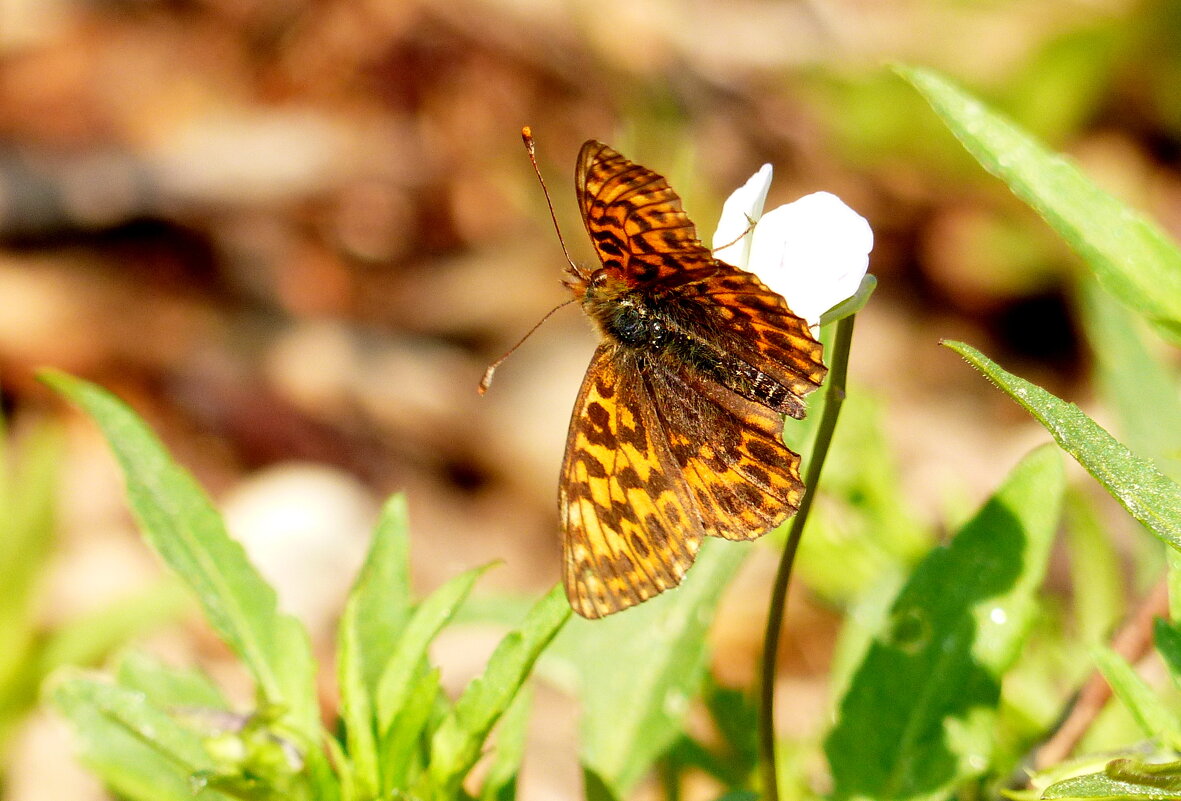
[
  {"left": 1154, "top": 618, "right": 1181, "bottom": 688},
  {"left": 1077, "top": 278, "right": 1181, "bottom": 481},
  {"left": 382, "top": 667, "right": 442, "bottom": 792},
  {"left": 39, "top": 371, "right": 321, "bottom": 745},
  {"left": 479, "top": 685, "right": 533, "bottom": 801},
  {"left": 1169, "top": 550, "right": 1181, "bottom": 624},
  {"left": 1064, "top": 491, "right": 1126, "bottom": 647},
  {"left": 116, "top": 650, "right": 228, "bottom": 710},
  {"left": 553, "top": 539, "right": 747, "bottom": 797},
  {"left": 52, "top": 673, "right": 232, "bottom": 801},
  {"left": 374, "top": 564, "right": 490, "bottom": 734},
  {"left": 0, "top": 421, "right": 61, "bottom": 689},
  {"left": 336, "top": 612, "right": 378, "bottom": 797},
  {"left": 826, "top": 445, "right": 1063, "bottom": 801},
  {"left": 38, "top": 582, "right": 189, "bottom": 677},
  {"left": 325, "top": 735, "right": 355, "bottom": 801},
  {"left": 898, "top": 65, "right": 1181, "bottom": 342},
  {"left": 343, "top": 495, "right": 414, "bottom": 691},
  {"left": 1046, "top": 758, "right": 1181, "bottom": 798},
  {"left": 1094, "top": 646, "right": 1181, "bottom": 746},
  {"left": 337, "top": 494, "right": 414, "bottom": 796},
  {"left": 427, "top": 584, "right": 570, "bottom": 796},
  {"left": 946, "top": 341, "right": 1181, "bottom": 554}
]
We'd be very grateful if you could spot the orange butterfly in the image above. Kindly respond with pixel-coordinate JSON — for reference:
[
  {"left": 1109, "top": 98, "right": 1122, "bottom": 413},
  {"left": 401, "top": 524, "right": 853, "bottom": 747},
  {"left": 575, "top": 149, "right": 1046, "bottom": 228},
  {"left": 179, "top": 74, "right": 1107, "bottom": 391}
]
[{"left": 559, "top": 140, "right": 827, "bottom": 618}]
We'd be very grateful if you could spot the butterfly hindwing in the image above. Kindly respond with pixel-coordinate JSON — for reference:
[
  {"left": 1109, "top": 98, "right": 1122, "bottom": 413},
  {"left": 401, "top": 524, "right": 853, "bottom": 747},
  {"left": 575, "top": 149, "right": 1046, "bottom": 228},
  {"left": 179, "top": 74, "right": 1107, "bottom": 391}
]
[
  {"left": 647, "top": 361, "right": 805, "bottom": 540},
  {"left": 559, "top": 344, "right": 704, "bottom": 618}
]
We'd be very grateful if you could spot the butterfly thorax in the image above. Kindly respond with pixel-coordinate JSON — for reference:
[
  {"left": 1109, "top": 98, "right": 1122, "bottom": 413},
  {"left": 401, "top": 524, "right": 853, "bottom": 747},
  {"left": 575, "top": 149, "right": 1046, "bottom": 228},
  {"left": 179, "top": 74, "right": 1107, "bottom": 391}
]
[{"left": 580, "top": 269, "right": 806, "bottom": 418}]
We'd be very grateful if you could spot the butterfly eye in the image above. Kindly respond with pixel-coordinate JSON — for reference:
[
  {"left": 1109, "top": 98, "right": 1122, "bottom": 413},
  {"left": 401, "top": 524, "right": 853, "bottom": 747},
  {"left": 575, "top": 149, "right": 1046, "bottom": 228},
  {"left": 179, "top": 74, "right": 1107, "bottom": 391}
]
[
  {"left": 589, "top": 269, "right": 610, "bottom": 289},
  {"left": 649, "top": 318, "right": 669, "bottom": 345}
]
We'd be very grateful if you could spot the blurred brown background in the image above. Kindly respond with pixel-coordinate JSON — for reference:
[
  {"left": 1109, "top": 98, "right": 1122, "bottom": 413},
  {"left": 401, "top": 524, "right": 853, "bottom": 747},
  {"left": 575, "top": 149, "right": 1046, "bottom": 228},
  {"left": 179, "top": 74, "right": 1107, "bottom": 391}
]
[{"left": 1, "top": 0, "right": 1179, "bottom": 798}]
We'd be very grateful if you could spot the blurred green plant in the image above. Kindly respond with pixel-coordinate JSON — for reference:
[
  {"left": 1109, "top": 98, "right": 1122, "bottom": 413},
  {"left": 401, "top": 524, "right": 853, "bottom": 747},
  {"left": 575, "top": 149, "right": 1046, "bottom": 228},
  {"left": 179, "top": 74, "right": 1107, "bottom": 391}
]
[
  {"left": 892, "top": 65, "right": 1181, "bottom": 800},
  {"left": 43, "top": 372, "right": 569, "bottom": 801},
  {"left": 0, "top": 395, "right": 183, "bottom": 778}
]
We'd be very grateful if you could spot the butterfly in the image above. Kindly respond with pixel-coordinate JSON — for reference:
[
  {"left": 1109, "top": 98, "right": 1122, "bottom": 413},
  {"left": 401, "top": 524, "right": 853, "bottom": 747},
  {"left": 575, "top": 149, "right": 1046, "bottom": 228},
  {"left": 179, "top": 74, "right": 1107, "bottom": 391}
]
[{"left": 560, "top": 140, "right": 828, "bottom": 618}]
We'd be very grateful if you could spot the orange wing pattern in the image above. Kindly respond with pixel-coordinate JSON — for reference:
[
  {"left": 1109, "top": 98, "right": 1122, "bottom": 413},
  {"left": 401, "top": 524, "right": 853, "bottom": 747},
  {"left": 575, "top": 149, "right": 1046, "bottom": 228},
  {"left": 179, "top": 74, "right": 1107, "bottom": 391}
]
[
  {"left": 576, "top": 141, "right": 715, "bottom": 285},
  {"left": 577, "top": 141, "right": 825, "bottom": 413},
  {"left": 675, "top": 267, "right": 826, "bottom": 418},
  {"left": 647, "top": 363, "right": 805, "bottom": 541},
  {"left": 560, "top": 345, "right": 704, "bottom": 618},
  {"left": 560, "top": 139, "right": 829, "bottom": 618}
]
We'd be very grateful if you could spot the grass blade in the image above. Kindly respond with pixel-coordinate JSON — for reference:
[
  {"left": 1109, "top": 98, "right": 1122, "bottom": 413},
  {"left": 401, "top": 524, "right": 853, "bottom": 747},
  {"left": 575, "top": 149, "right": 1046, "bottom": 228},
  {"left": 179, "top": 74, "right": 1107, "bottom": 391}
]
[
  {"left": 945, "top": 341, "right": 1181, "bottom": 554},
  {"left": 39, "top": 371, "right": 321, "bottom": 746},
  {"left": 898, "top": 65, "right": 1181, "bottom": 342},
  {"left": 1093, "top": 646, "right": 1181, "bottom": 746},
  {"left": 52, "top": 673, "right": 233, "bottom": 801},
  {"left": 426, "top": 584, "right": 570, "bottom": 796},
  {"left": 374, "top": 564, "right": 490, "bottom": 734},
  {"left": 337, "top": 495, "right": 414, "bottom": 795}
]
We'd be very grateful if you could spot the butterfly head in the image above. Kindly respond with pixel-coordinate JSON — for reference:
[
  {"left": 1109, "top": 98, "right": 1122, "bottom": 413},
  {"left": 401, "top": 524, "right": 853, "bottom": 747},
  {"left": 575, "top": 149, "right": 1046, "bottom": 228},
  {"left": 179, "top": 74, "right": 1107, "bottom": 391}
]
[{"left": 568, "top": 264, "right": 629, "bottom": 300}]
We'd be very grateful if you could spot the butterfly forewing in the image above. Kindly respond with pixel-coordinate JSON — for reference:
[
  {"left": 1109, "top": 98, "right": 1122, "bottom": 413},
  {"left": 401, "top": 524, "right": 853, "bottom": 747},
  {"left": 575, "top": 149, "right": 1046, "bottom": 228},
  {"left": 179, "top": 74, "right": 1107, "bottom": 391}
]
[
  {"left": 677, "top": 268, "right": 826, "bottom": 414},
  {"left": 576, "top": 141, "right": 709, "bottom": 284}
]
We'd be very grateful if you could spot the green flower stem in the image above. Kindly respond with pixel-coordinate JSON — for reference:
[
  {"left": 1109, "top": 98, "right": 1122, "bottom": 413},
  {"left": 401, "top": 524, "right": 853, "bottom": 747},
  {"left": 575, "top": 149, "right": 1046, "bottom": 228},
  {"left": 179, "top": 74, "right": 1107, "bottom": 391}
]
[{"left": 758, "top": 313, "right": 856, "bottom": 801}]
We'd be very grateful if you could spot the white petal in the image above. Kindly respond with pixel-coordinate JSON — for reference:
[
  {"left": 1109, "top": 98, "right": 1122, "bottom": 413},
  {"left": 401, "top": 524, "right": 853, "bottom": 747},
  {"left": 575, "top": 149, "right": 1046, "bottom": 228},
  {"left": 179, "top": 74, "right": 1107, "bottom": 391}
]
[
  {"left": 711, "top": 164, "right": 772, "bottom": 269},
  {"left": 746, "top": 191, "right": 872, "bottom": 327}
]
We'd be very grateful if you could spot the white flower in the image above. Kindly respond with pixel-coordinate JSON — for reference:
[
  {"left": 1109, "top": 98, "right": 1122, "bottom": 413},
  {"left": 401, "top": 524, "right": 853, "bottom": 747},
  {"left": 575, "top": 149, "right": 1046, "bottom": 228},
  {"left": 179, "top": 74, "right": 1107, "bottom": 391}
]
[{"left": 712, "top": 165, "right": 873, "bottom": 329}]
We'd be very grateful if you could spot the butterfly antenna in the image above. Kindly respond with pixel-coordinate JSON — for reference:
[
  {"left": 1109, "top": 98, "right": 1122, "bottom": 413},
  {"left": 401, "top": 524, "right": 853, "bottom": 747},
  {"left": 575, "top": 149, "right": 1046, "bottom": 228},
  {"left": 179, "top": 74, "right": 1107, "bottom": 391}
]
[
  {"left": 521, "top": 126, "right": 583, "bottom": 281},
  {"left": 478, "top": 297, "right": 578, "bottom": 394}
]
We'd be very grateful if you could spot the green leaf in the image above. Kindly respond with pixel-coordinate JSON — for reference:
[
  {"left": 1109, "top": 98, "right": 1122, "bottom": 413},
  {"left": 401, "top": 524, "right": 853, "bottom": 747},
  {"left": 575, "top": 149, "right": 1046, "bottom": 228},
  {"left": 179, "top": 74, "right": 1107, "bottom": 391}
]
[
  {"left": 1064, "top": 491, "right": 1126, "bottom": 648},
  {"left": 0, "top": 421, "right": 61, "bottom": 691},
  {"left": 426, "top": 584, "right": 570, "bottom": 797},
  {"left": 373, "top": 563, "right": 489, "bottom": 736},
  {"left": 1093, "top": 646, "right": 1181, "bottom": 746},
  {"left": 553, "top": 539, "right": 747, "bottom": 797},
  {"left": 1154, "top": 618, "right": 1181, "bottom": 688},
  {"left": 826, "top": 445, "right": 1063, "bottom": 801},
  {"left": 39, "top": 371, "right": 321, "bottom": 746},
  {"left": 337, "top": 494, "right": 414, "bottom": 796},
  {"left": 1076, "top": 278, "right": 1181, "bottom": 481},
  {"left": 946, "top": 341, "right": 1181, "bottom": 555},
  {"left": 342, "top": 495, "right": 414, "bottom": 692},
  {"left": 1105, "top": 757, "right": 1181, "bottom": 793},
  {"left": 38, "top": 582, "right": 190, "bottom": 677},
  {"left": 898, "top": 65, "right": 1181, "bottom": 343},
  {"left": 116, "top": 649, "right": 228, "bottom": 710},
  {"left": 382, "top": 667, "right": 442, "bottom": 792},
  {"left": 479, "top": 686, "right": 533, "bottom": 801},
  {"left": 52, "top": 673, "right": 233, "bottom": 801},
  {"left": 1046, "top": 758, "right": 1181, "bottom": 798}
]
